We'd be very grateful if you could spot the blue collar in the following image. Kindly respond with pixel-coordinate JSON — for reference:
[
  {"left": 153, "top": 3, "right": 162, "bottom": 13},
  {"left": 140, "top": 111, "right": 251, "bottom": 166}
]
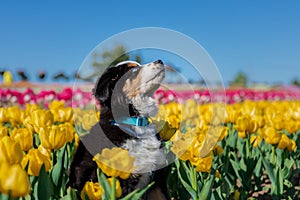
[{"left": 110, "top": 117, "right": 149, "bottom": 127}]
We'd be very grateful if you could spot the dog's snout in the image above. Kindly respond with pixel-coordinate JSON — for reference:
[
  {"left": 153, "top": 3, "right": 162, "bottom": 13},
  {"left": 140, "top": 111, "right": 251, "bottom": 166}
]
[{"left": 154, "top": 60, "right": 163, "bottom": 65}]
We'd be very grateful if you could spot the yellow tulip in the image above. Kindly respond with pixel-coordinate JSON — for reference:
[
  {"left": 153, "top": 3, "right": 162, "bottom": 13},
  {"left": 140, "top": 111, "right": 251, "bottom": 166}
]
[
  {"left": 0, "top": 136, "right": 23, "bottom": 164},
  {"left": 235, "top": 115, "right": 259, "bottom": 137},
  {"left": 0, "top": 162, "right": 30, "bottom": 197},
  {"left": 218, "top": 126, "right": 229, "bottom": 141},
  {"left": 31, "top": 110, "right": 54, "bottom": 133},
  {"left": 198, "top": 126, "right": 223, "bottom": 157},
  {"left": 262, "top": 127, "right": 282, "bottom": 145},
  {"left": 166, "top": 115, "right": 181, "bottom": 129},
  {"left": 225, "top": 105, "right": 240, "bottom": 123},
  {"left": 93, "top": 148, "right": 135, "bottom": 179},
  {"left": 183, "top": 100, "right": 198, "bottom": 119},
  {"left": 250, "top": 135, "right": 262, "bottom": 147},
  {"left": 210, "top": 103, "right": 226, "bottom": 125},
  {"left": 59, "top": 122, "right": 75, "bottom": 143},
  {"left": 215, "top": 169, "right": 220, "bottom": 179},
  {"left": 171, "top": 129, "right": 197, "bottom": 160},
  {"left": 234, "top": 189, "right": 240, "bottom": 200},
  {"left": 74, "top": 133, "right": 80, "bottom": 149},
  {"left": 287, "top": 140, "right": 296, "bottom": 152},
  {"left": 241, "top": 100, "right": 260, "bottom": 116},
  {"left": 81, "top": 113, "right": 98, "bottom": 131},
  {"left": 199, "top": 111, "right": 212, "bottom": 126},
  {"left": 271, "top": 114, "right": 285, "bottom": 131},
  {"left": 277, "top": 134, "right": 290, "bottom": 150},
  {"left": 235, "top": 116, "right": 250, "bottom": 133},
  {"left": 0, "top": 126, "right": 9, "bottom": 139},
  {"left": 6, "top": 106, "right": 22, "bottom": 126},
  {"left": 24, "top": 103, "right": 39, "bottom": 116},
  {"left": 21, "top": 148, "right": 52, "bottom": 176},
  {"left": 10, "top": 128, "right": 33, "bottom": 151},
  {"left": 213, "top": 145, "right": 224, "bottom": 155},
  {"left": 238, "top": 130, "right": 247, "bottom": 138},
  {"left": 155, "top": 120, "right": 177, "bottom": 141},
  {"left": 48, "top": 100, "right": 65, "bottom": 112},
  {"left": 251, "top": 115, "right": 265, "bottom": 129},
  {"left": 0, "top": 108, "right": 8, "bottom": 123},
  {"left": 190, "top": 153, "right": 213, "bottom": 173},
  {"left": 53, "top": 107, "right": 73, "bottom": 123},
  {"left": 292, "top": 105, "right": 300, "bottom": 120},
  {"left": 38, "top": 145, "right": 52, "bottom": 157},
  {"left": 284, "top": 119, "right": 300, "bottom": 134},
  {"left": 39, "top": 126, "right": 67, "bottom": 150},
  {"left": 80, "top": 181, "right": 104, "bottom": 200},
  {"left": 108, "top": 178, "right": 122, "bottom": 198}
]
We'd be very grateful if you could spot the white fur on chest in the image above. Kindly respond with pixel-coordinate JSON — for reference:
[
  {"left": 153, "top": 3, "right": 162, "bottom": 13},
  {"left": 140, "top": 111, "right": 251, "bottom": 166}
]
[{"left": 121, "top": 124, "right": 165, "bottom": 174}]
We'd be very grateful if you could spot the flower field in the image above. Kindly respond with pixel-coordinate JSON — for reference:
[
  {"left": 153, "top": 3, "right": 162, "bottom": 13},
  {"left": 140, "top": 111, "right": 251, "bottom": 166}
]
[{"left": 0, "top": 87, "right": 300, "bottom": 199}]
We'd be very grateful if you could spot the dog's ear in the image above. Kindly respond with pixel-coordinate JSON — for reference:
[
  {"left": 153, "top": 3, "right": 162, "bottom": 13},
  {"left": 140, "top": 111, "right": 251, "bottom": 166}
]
[{"left": 93, "top": 66, "right": 119, "bottom": 105}]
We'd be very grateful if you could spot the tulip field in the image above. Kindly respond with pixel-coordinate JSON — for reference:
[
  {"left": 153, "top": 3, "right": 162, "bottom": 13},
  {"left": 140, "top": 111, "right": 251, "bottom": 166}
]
[{"left": 0, "top": 87, "right": 300, "bottom": 200}]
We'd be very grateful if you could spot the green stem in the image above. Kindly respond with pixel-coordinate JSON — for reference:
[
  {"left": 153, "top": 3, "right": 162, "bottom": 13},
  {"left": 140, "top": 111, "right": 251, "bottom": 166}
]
[
  {"left": 111, "top": 176, "right": 116, "bottom": 200},
  {"left": 271, "top": 146, "right": 275, "bottom": 164},
  {"left": 190, "top": 165, "right": 197, "bottom": 192}
]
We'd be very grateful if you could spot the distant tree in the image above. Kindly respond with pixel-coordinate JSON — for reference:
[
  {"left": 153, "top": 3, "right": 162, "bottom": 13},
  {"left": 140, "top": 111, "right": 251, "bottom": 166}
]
[
  {"left": 92, "top": 45, "right": 130, "bottom": 71},
  {"left": 291, "top": 78, "right": 300, "bottom": 87},
  {"left": 80, "top": 45, "right": 142, "bottom": 81},
  {"left": 232, "top": 71, "right": 248, "bottom": 87},
  {"left": 134, "top": 55, "right": 142, "bottom": 64}
]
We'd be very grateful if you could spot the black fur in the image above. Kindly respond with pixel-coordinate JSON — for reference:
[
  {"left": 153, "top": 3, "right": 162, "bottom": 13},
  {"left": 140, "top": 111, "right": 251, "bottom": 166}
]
[{"left": 68, "top": 62, "right": 168, "bottom": 199}]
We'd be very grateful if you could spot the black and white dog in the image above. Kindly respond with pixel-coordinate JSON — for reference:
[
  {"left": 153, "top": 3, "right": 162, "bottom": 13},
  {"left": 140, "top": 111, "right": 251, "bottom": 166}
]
[{"left": 68, "top": 60, "right": 168, "bottom": 199}]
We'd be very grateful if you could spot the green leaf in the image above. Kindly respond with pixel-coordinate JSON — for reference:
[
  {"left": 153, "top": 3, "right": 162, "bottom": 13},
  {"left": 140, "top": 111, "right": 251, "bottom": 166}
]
[
  {"left": 51, "top": 146, "right": 66, "bottom": 189},
  {"left": 181, "top": 160, "right": 193, "bottom": 184},
  {"left": 175, "top": 159, "right": 197, "bottom": 199},
  {"left": 283, "top": 179, "right": 293, "bottom": 188},
  {"left": 60, "top": 187, "right": 78, "bottom": 200},
  {"left": 119, "top": 189, "right": 139, "bottom": 200},
  {"left": 33, "top": 133, "right": 40, "bottom": 148},
  {"left": 260, "top": 152, "right": 276, "bottom": 185},
  {"left": 227, "top": 129, "right": 237, "bottom": 148},
  {"left": 110, "top": 177, "right": 116, "bottom": 200},
  {"left": 282, "top": 158, "right": 294, "bottom": 179},
  {"left": 0, "top": 194, "right": 10, "bottom": 200},
  {"left": 120, "top": 182, "right": 154, "bottom": 200},
  {"left": 37, "top": 164, "right": 52, "bottom": 200},
  {"left": 97, "top": 169, "right": 112, "bottom": 200},
  {"left": 229, "top": 159, "right": 242, "bottom": 181},
  {"left": 239, "top": 157, "right": 247, "bottom": 172},
  {"left": 199, "top": 174, "right": 215, "bottom": 200},
  {"left": 253, "top": 157, "right": 262, "bottom": 177},
  {"left": 275, "top": 167, "right": 283, "bottom": 195}
]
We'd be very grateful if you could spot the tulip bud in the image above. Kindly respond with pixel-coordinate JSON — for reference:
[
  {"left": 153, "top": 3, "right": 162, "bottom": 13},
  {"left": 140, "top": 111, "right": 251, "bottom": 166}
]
[
  {"left": 0, "top": 108, "right": 8, "bottom": 123},
  {"left": 93, "top": 148, "right": 135, "bottom": 180},
  {"left": 262, "top": 127, "right": 282, "bottom": 145},
  {"left": 0, "top": 162, "right": 30, "bottom": 197},
  {"left": 21, "top": 148, "right": 52, "bottom": 176},
  {"left": 10, "top": 128, "right": 33, "bottom": 151},
  {"left": 31, "top": 110, "right": 54, "bottom": 133},
  {"left": 0, "top": 126, "right": 9, "bottom": 139},
  {"left": 39, "top": 126, "right": 66, "bottom": 150},
  {"left": 80, "top": 182, "right": 104, "bottom": 200},
  {"left": 0, "top": 136, "right": 23, "bottom": 164}
]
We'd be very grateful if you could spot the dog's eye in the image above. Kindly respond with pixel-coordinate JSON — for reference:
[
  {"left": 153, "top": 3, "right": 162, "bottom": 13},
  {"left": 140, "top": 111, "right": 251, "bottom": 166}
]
[
  {"left": 111, "top": 74, "right": 119, "bottom": 81},
  {"left": 132, "top": 68, "right": 139, "bottom": 73}
]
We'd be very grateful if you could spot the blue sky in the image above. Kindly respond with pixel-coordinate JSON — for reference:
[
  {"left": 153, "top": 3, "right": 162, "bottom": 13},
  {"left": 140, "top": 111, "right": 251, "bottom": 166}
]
[{"left": 0, "top": 1, "right": 299, "bottom": 85}]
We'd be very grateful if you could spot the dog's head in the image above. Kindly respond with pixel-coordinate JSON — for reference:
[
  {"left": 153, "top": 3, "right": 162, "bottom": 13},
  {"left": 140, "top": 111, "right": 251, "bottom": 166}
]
[{"left": 93, "top": 60, "right": 165, "bottom": 119}]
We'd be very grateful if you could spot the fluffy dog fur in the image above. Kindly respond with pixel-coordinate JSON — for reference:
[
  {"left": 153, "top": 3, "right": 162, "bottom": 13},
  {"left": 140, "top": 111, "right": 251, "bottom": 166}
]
[{"left": 68, "top": 60, "right": 168, "bottom": 199}]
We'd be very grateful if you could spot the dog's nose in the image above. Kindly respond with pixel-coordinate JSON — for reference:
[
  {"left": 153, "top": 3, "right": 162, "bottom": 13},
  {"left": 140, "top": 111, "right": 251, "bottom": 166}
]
[{"left": 154, "top": 60, "right": 164, "bottom": 65}]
